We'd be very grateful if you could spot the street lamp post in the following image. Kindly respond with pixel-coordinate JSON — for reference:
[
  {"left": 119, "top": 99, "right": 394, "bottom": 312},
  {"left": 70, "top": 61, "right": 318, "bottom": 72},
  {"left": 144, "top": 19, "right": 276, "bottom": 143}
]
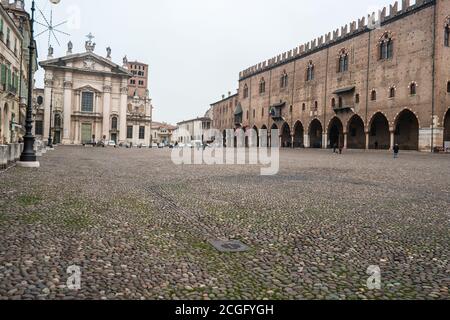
[
  {"left": 47, "top": 88, "right": 53, "bottom": 149},
  {"left": 18, "top": 0, "right": 61, "bottom": 168}
]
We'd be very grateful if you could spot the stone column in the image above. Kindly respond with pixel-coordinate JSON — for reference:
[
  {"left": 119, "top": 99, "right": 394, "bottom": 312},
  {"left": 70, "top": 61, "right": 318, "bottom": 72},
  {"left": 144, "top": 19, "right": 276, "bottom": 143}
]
[
  {"left": 365, "top": 131, "right": 370, "bottom": 150},
  {"left": 390, "top": 130, "right": 395, "bottom": 151},
  {"left": 119, "top": 85, "right": 128, "bottom": 143},
  {"left": 343, "top": 132, "right": 348, "bottom": 149},
  {"left": 43, "top": 78, "right": 53, "bottom": 142},
  {"left": 74, "top": 91, "right": 80, "bottom": 112},
  {"left": 304, "top": 134, "right": 310, "bottom": 148},
  {"left": 134, "top": 124, "right": 139, "bottom": 145},
  {"left": 102, "top": 82, "right": 112, "bottom": 140},
  {"left": 291, "top": 135, "right": 295, "bottom": 148},
  {"left": 74, "top": 121, "right": 79, "bottom": 144},
  {"left": 62, "top": 74, "right": 73, "bottom": 144},
  {"left": 322, "top": 132, "right": 327, "bottom": 149}
]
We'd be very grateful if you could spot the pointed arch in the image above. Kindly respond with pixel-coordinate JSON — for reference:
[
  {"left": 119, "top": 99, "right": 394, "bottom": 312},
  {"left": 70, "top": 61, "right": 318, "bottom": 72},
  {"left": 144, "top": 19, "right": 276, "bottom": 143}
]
[
  {"left": 280, "top": 122, "right": 291, "bottom": 148},
  {"left": 443, "top": 108, "right": 450, "bottom": 148},
  {"left": 308, "top": 118, "right": 323, "bottom": 148},
  {"left": 394, "top": 109, "right": 419, "bottom": 150},
  {"left": 369, "top": 112, "right": 390, "bottom": 150},
  {"left": 347, "top": 114, "right": 365, "bottom": 149},
  {"left": 327, "top": 117, "right": 344, "bottom": 149},
  {"left": 293, "top": 121, "right": 304, "bottom": 148}
]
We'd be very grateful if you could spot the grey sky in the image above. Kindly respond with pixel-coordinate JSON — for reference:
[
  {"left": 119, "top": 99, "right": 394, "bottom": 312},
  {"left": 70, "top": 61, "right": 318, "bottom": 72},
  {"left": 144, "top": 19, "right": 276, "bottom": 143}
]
[{"left": 31, "top": 0, "right": 395, "bottom": 125}]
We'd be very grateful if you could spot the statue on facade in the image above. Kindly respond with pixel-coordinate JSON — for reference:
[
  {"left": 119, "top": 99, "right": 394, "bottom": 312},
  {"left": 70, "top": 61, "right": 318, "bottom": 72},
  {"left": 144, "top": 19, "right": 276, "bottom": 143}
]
[
  {"left": 106, "top": 47, "right": 112, "bottom": 59},
  {"left": 123, "top": 55, "right": 128, "bottom": 66},
  {"left": 67, "top": 41, "right": 73, "bottom": 54},
  {"left": 48, "top": 45, "right": 54, "bottom": 58}
]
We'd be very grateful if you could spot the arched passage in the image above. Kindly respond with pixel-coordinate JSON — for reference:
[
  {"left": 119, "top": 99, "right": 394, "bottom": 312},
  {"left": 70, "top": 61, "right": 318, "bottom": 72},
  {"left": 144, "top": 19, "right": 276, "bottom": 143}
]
[
  {"left": 281, "top": 122, "right": 291, "bottom": 148},
  {"left": 309, "top": 119, "right": 323, "bottom": 148},
  {"left": 261, "top": 125, "right": 268, "bottom": 147},
  {"left": 250, "top": 126, "right": 259, "bottom": 148},
  {"left": 444, "top": 109, "right": 450, "bottom": 148},
  {"left": 328, "top": 117, "right": 344, "bottom": 149},
  {"left": 293, "top": 121, "right": 304, "bottom": 148},
  {"left": 369, "top": 113, "right": 390, "bottom": 149},
  {"left": 347, "top": 115, "right": 365, "bottom": 149},
  {"left": 270, "top": 123, "right": 278, "bottom": 148},
  {"left": 395, "top": 109, "right": 419, "bottom": 150},
  {"left": 222, "top": 130, "right": 227, "bottom": 147}
]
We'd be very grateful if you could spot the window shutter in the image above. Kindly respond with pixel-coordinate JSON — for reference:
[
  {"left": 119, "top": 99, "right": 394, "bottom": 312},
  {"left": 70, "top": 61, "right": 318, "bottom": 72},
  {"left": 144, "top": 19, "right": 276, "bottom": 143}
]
[{"left": 0, "top": 65, "right": 5, "bottom": 85}]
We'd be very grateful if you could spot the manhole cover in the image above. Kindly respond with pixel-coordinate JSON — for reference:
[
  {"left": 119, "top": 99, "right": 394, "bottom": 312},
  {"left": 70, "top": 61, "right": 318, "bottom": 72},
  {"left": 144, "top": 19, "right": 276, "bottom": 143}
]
[{"left": 208, "top": 240, "right": 249, "bottom": 253}]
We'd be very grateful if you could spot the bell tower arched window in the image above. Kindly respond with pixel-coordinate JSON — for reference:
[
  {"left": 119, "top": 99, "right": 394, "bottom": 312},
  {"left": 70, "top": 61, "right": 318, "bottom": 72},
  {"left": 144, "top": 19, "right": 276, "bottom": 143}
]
[
  {"left": 243, "top": 84, "right": 249, "bottom": 99},
  {"left": 259, "top": 78, "right": 266, "bottom": 94}
]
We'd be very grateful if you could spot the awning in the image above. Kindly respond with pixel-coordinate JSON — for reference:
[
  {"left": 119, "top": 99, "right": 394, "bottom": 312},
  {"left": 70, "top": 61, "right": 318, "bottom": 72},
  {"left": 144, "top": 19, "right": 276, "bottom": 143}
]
[
  {"left": 333, "top": 86, "right": 355, "bottom": 95},
  {"left": 234, "top": 103, "right": 243, "bottom": 115}
]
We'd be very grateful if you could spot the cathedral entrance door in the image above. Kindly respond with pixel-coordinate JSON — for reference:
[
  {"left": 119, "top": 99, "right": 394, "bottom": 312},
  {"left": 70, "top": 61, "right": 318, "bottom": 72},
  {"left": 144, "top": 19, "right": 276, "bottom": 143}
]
[
  {"left": 81, "top": 123, "right": 92, "bottom": 144},
  {"left": 53, "top": 130, "right": 61, "bottom": 144}
]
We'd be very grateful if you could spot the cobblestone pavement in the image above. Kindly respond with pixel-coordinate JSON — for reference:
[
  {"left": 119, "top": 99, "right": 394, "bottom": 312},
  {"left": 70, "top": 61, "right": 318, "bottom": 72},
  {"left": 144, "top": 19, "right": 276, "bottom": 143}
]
[{"left": 0, "top": 146, "right": 449, "bottom": 300}]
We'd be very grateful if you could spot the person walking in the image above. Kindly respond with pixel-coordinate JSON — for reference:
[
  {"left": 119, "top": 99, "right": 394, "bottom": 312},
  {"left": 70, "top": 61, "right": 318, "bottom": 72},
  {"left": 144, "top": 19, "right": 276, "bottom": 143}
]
[{"left": 393, "top": 144, "right": 400, "bottom": 159}]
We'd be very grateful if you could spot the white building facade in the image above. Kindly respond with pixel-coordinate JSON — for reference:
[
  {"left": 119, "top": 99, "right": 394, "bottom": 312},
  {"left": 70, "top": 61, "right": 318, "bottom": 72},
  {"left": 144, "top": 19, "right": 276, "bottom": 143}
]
[{"left": 39, "top": 38, "right": 152, "bottom": 146}]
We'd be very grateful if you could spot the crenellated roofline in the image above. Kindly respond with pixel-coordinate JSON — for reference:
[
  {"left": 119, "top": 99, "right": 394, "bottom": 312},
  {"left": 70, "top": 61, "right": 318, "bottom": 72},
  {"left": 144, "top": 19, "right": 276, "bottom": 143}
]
[{"left": 239, "top": 0, "right": 435, "bottom": 81}]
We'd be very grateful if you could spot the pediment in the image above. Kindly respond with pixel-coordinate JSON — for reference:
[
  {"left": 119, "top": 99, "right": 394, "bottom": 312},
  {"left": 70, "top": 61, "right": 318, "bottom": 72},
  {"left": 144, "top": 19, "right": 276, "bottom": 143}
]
[
  {"left": 39, "top": 52, "right": 131, "bottom": 76},
  {"left": 75, "top": 84, "right": 102, "bottom": 93}
]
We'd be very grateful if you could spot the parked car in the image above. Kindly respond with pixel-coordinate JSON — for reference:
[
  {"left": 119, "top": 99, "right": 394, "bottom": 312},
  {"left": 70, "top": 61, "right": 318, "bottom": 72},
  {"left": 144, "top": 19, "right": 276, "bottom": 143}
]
[
  {"left": 151, "top": 143, "right": 158, "bottom": 148},
  {"left": 108, "top": 140, "right": 116, "bottom": 147}
]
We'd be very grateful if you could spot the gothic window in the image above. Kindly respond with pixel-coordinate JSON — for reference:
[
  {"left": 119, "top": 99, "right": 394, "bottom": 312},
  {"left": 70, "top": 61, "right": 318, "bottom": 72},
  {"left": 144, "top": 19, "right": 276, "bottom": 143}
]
[
  {"left": 410, "top": 82, "right": 417, "bottom": 95},
  {"left": 447, "top": 81, "right": 450, "bottom": 93},
  {"left": 371, "top": 90, "right": 377, "bottom": 101},
  {"left": 314, "top": 101, "right": 318, "bottom": 111},
  {"left": 338, "top": 49, "right": 349, "bottom": 73},
  {"left": 253, "top": 109, "right": 256, "bottom": 118},
  {"left": 139, "top": 126, "right": 145, "bottom": 139},
  {"left": 338, "top": 97, "right": 343, "bottom": 108},
  {"left": 259, "top": 78, "right": 266, "bottom": 94},
  {"left": 379, "top": 32, "right": 394, "bottom": 60},
  {"left": 389, "top": 86, "right": 396, "bottom": 98},
  {"left": 331, "top": 98, "right": 336, "bottom": 108},
  {"left": 111, "top": 117, "right": 118, "bottom": 130},
  {"left": 261, "top": 108, "right": 264, "bottom": 117},
  {"left": 243, "top": 84, "right": 249, "bottom": 98},
  {"left": 306, "top": 61, "right": 314, "bottom": 81},
  {"left": 280, "top": 71, "right": 288, "bottom": 88},
  {"left": 81, "top": 92, "right": 94, "bottom": 112},
  {"left": 302, "top": 103, "right": 306, "bottom": 111},
  {"left": 355, "top": 94, "right": 360, "bottom": 104}
]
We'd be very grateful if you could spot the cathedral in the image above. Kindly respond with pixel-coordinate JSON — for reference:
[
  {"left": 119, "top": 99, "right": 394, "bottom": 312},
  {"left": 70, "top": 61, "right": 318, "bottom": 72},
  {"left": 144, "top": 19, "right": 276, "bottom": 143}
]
[{"left": 38, "top": 35, "right": 152, "bottom": 146}]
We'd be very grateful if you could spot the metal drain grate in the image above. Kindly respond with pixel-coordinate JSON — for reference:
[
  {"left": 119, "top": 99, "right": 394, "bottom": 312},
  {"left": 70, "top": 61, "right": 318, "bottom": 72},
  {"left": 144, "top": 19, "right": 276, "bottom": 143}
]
[{"left": 209, "top": 240, "right": 249, "bottom": 253}]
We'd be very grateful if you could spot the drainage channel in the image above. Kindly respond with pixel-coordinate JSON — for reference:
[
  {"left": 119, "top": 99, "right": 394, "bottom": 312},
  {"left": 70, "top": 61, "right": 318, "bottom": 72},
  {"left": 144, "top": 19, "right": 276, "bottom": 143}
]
[{"left": 144, "top": 184, "right": 249, "bottom": 253}]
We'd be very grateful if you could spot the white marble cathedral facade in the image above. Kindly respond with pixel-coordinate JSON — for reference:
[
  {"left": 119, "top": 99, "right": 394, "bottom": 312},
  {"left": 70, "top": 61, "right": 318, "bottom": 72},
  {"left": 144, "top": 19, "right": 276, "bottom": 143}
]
[{"left": 39, "top": 37, "right": 152, "bottom": 146}]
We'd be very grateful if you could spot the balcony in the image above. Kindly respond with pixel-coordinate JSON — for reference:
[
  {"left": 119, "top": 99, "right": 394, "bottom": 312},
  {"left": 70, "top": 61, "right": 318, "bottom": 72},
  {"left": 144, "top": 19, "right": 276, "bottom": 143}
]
[{"left": 270, "top": 102, "right": 285, "bottom": 121}]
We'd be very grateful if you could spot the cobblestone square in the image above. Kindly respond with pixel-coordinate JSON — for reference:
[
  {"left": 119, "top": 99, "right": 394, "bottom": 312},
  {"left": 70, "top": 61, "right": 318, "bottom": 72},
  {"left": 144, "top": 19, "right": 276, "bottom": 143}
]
[{"left": 0, "top": 147, "right": 449, "bottom": 300}]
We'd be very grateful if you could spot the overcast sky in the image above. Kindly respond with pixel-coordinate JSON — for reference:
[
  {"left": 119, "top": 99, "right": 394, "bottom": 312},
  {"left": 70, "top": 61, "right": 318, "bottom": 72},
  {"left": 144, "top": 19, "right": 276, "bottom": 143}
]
[{"left": 31, "top": 0, "right": 396, "bottom": 125}]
